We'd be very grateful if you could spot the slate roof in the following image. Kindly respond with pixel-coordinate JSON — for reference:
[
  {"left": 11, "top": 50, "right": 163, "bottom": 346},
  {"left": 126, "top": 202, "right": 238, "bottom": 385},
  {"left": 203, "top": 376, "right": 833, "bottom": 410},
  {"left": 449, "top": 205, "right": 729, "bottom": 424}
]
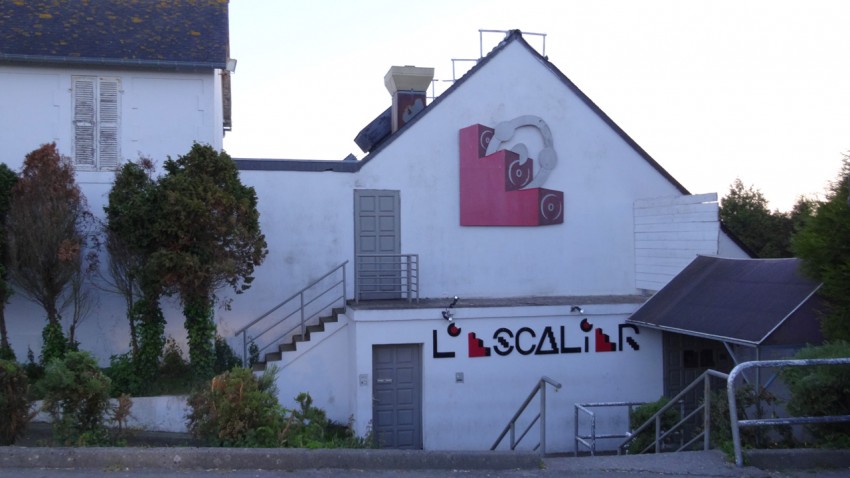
[
  {"left": 627, "top": 256, "right": 823, "bottom": 346},
  {"left": 0, "top": 0, "right": 229, "bottom": 70}
]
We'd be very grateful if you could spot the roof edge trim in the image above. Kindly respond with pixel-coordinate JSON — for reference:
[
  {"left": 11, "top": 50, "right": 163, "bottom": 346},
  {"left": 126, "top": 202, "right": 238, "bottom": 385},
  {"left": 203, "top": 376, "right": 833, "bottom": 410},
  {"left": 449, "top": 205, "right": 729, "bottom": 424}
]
[
  {"left": 625, "top": 320, "right": 759, "bottom": 347},
  {"left": 757, "top": 283, "right": 823, "bottom": 345},
  {"left": 0, "top": 53, "right": 225, "bottom": 71}
]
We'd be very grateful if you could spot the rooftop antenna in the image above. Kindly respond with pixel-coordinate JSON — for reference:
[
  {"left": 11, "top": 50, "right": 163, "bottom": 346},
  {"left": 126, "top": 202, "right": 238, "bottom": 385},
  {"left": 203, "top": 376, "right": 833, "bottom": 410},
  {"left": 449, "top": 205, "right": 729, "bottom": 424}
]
[{"left": 432, "top": 29, "right": 548, "bottom": 98}]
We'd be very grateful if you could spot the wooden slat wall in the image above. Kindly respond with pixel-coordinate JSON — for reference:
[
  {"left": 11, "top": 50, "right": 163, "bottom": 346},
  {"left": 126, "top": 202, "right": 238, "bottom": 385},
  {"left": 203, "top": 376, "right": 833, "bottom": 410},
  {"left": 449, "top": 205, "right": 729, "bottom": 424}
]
[{"left": 634, "top": 193, "right": 719, "bottom": 291}]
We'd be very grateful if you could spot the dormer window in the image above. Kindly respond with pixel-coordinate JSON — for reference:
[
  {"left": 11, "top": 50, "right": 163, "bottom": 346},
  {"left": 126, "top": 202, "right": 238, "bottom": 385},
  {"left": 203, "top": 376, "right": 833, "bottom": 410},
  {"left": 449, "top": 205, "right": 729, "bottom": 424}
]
[{"left": 72, "top": 76, "right": 120, "bottom": 170}]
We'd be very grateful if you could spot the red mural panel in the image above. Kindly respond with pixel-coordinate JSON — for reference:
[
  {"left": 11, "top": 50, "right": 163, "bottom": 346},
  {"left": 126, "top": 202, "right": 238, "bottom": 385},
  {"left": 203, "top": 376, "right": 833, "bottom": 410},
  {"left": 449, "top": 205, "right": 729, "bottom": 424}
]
[{"left": 459, "top": 124, "right": 563, "bottom": 226}]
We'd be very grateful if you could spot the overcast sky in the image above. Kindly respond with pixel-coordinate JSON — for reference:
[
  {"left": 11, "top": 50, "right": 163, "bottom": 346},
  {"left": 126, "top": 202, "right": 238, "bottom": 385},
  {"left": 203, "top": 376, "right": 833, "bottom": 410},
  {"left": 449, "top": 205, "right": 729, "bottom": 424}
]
[{"left": 223, "top": 0, "right": 850, "bottom": 212}]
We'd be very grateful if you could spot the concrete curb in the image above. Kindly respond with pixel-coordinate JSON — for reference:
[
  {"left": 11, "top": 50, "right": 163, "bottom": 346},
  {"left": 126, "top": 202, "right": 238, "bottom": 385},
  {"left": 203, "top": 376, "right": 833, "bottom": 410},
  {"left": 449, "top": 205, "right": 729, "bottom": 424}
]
[{"left": 0, "top": 447, "right": 543, "bottom": 471}]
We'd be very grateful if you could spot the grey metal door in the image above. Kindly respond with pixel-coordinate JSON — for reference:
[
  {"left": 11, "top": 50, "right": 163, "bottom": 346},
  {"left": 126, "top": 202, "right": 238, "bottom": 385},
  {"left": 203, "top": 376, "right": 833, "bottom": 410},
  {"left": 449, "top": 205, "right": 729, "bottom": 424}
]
[
  {"left": 354, "top": 190, "right": 401, "bottom": 300},
  {"left": 372, "top": 344, "right": 422, "bottom": 449}
]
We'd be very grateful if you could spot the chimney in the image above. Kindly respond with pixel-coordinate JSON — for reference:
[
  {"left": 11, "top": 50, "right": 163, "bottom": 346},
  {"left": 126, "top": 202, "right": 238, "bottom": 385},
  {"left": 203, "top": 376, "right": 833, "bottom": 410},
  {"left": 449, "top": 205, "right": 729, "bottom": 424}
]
[{"left": 384, "top": 65, "right": 434, "bottom": 133}]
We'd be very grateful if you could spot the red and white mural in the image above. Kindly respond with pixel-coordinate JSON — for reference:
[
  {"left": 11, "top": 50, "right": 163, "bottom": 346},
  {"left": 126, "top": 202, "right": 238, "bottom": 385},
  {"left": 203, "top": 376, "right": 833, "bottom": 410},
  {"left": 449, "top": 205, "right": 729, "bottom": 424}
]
[{"left": 459, "top": 116, "right": 564, "bottom": 226}]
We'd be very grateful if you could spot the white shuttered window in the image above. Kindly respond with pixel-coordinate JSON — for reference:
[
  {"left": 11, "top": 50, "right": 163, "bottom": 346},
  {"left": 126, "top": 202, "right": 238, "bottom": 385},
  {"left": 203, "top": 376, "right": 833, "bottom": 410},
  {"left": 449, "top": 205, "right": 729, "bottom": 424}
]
[{"left": 73, "top": 76, "right": 120, "bottom": 170}]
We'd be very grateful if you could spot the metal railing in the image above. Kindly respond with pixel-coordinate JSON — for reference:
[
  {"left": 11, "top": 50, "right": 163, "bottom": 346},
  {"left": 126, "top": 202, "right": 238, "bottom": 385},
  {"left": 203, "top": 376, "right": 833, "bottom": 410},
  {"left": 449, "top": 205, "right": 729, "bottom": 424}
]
[
  {"left": 574, "top": 401, "right": 645, "bottom": 456},
  {"left": 618, "top": 370, "right": 728, "bottom": 455},
  {"left": 728, "top": 358, "right": 850, "bottom": 467},
  {"left": 234, "top": 261, "right": 348, "bottom": 366},
  {"left": 491, "top": 376, "right": 562, "bottom": 455},
  {"left": 354, "top": 254, "right": 419, "bottom": 303}
]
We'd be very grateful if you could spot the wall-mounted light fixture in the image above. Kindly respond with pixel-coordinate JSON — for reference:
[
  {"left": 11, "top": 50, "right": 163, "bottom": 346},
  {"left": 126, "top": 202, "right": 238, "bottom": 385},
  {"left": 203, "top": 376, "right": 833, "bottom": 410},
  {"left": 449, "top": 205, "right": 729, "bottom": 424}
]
[
  {"left": 225, "top": 58, "right": 238, "bottom": 73},
  {"left": 570, "top": 305, "right": 583, "bottom": 314},
  {"left": 442, "top": 296, "right": 459, "bottom": 321}
]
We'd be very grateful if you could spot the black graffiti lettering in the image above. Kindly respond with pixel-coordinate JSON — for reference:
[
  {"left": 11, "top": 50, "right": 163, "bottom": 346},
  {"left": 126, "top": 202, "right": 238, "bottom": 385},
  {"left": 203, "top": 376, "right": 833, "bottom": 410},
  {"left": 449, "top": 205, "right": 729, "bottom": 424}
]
[
  {"left": 559, "top": 325, "right": 581, "bottom": 353},
  {"left": 515, "top": 327, "right": 536, "bottom": 355},
  {"left": 618, "top": 324, "right": 640, "bottom": 351},
  {"left": 432, "top": 329, "right": 455, "bottom": 358},
  {"left": 535, "top": 326, "right": 558, "bottom": 355},
  {"left": 493, "top": 328, "right": 514, "bottom": 356}
]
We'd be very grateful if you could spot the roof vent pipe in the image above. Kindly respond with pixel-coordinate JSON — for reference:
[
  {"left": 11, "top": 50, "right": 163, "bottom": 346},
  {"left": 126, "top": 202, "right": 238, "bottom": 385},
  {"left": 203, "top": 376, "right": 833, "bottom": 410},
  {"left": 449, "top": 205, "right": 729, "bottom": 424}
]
[{"left": 384, "top": 65, "right": 434, "bottom": 133}]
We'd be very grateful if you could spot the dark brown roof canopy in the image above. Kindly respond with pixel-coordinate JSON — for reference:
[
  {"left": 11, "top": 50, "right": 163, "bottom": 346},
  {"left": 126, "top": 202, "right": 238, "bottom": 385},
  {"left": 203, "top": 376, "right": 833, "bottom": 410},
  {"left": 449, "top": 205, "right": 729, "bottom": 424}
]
[{"left": 627, "top": 256, "right": 823, "bottom": 346}]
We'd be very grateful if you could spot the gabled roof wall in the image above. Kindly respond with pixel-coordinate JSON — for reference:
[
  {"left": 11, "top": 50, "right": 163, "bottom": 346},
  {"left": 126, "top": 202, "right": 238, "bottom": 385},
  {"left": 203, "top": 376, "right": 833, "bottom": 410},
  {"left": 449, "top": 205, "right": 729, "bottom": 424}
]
[
  {"left": 0, "top": 0, "right": 229, "bottom": 70},
  {"left": 236, "top": 30, "right": 688, "bottom": 196}
]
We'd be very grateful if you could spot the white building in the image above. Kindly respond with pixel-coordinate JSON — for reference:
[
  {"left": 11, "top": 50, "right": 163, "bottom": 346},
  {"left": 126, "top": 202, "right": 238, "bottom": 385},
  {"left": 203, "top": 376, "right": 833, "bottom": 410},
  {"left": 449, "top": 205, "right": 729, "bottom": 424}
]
[
  {"left": 228, "top": 31, "right": 749, "bottom": 452},
  {"left": 2, "top": 3, "right": 752, "bottom": 452},
  {"left": 0, "top": 0, "right": 232, "bottom": 360}
]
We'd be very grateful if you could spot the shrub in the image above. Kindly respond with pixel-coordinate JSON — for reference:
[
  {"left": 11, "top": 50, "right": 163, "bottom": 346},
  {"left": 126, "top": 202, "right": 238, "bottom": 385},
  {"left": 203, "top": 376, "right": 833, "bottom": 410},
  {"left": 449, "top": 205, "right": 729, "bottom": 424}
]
[
  {"left": 22, "top": 348, "right": 44, "bottom": 391},
  {"left": 781, "top": 341, "right": 850, "bottom": 447},
  {"left": 159, "top": 337, "right": 190, "bottom": 378},
  {"left": 0, "top": 345, "right": 15, "bottom": 362},
  {"left": 707, "top": 384, "right": 791, "bottom": 453},
  {"left": 37, "top": 351, "right": 114, "bottom": 445},
  {"left": 187, "top": 366, "right": 286, "bottom": 447},
  {"left": 40, "top": 321, "right": 67, "bottom": 364},
  {"left": 105, "top": 352, "right": 144, "bottom": 397},
  {"left": 0, "top": 359, "right": 33, "bottom": 445},
  {"left": 287, "top": 392, "right": 371, "bottom": 448},
  {"left": 626, "top": 397, "right": 681, "bottom": 454},
  {"left": 187, "top": 367, "right": 373, "bottom": 448},
  {"left": 213, "top": 335, "right": 242, "bottom": 375}
]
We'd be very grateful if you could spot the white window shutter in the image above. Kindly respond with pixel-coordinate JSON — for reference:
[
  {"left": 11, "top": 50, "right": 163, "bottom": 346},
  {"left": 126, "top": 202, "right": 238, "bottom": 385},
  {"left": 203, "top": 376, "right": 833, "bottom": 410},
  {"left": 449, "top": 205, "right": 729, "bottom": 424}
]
[
  {"left": 72, "top": 77, "right": 96, "bottom": 168},
  {"left": 97, "top": 77, "right": 120, "bottom": 170}
]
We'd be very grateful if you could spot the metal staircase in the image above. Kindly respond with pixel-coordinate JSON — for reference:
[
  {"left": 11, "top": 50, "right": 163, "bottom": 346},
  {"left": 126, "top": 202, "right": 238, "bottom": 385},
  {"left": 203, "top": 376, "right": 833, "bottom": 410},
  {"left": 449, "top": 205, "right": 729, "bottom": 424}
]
[{"left": 234, "top": 261, "right": 348, "bottom": 371}]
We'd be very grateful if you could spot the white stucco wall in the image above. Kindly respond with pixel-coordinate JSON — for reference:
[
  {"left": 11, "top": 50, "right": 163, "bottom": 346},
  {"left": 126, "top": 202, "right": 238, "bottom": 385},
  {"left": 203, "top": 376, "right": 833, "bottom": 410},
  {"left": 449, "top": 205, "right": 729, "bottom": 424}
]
[
  {"left": 222, "top": 40, "right": 745, "bottom": 337},
  {"left": 0, "top": 65, "right": 222, "bottom": 172},
  {"left": 345, "top": 303, "right": 662, "bottom": 452}
]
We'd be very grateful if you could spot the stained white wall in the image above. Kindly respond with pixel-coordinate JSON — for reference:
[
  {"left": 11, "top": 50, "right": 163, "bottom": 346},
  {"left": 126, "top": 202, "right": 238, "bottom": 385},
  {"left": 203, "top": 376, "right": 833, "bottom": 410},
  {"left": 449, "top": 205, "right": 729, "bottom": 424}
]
[{"left": 0, "top": 64, "right": 224, "bottom": 362}]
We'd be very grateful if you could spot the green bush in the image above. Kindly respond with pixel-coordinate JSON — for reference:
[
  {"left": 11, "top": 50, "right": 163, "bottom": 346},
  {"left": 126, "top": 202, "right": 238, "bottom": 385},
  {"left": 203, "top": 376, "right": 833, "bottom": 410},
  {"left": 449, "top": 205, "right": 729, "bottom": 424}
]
[
  {"left": 626, "top": 397, "right": 681, "bottom": 454},
  {"left": 37, "top": 351, "right": 115, "bottom": 445},
  {"left": 187, "top": 367, "right": 372, "bottom": 449},
  {"left": 286, "top": 392, "right": 371, "bottom": 448},
  {"left": 0, "top": 344, "right": 15, "bottom": 361},
  {"left": 40, "top": 321, "right": 67, "bottom": 364},
  {"left": 213, "top": 335, "right": 242, "bottom": 375},
  {"left": 23, "top": 348, "right": 44, "bottom": 387},
  {"left": 105, "top": 352, "right": 144, "bottom": 397},
  {"left": 781, "top": 341, "right": 850, "bottom": 447},
  {"left": 186, "top": 366, "right": 287, "bottom": 447},
  {"left": 707, "top": 385, "right": 791, "bottom": 452},
  {"left": 0, "top": 359, "right": 33, "bottom": 445}
]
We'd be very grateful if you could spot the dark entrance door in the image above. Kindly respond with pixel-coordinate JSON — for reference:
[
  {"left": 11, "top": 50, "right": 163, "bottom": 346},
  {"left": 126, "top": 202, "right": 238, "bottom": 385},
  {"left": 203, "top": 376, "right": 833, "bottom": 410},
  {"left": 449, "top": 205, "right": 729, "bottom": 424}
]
[{"left": 372, "top": 344, "right": 422, "bottom": 449}]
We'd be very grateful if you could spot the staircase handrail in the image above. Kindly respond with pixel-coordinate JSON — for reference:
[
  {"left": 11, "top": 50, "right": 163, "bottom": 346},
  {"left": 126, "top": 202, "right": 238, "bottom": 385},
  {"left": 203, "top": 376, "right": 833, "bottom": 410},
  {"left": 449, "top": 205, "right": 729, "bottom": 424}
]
[
  {"left": 617, "top": 369, "right": 728, "bottom": 455},
  {"left": 728, "top": 358, "right": 850, "bottom": 467},
  {"left": 491, "top": 376, "right": 561, "bottom": 454},
  {"left": 234, "top": 261, "right": 348, "bottom": 365}
]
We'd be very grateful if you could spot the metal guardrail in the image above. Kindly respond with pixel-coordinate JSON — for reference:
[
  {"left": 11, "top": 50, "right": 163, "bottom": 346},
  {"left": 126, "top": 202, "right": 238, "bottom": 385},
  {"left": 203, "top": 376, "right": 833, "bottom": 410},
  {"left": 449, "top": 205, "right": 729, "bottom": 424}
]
[
  {"left": 728, "top": 358, "right": 850, "bottom": 467},
  {"left": 618, "top": 370, "right": 727, "bottom": 455},
  {"left": 574, "top": 401, "right": 645, "bottom": 456},
  {"left": 491, "top": 376, "right": 562, "bottom": 455},
  {"left": 234, "top": 261, "right": 348, "bottom": 366},
  {"left": 354, "top": 254, "right": 419, "bottom": 303}
]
